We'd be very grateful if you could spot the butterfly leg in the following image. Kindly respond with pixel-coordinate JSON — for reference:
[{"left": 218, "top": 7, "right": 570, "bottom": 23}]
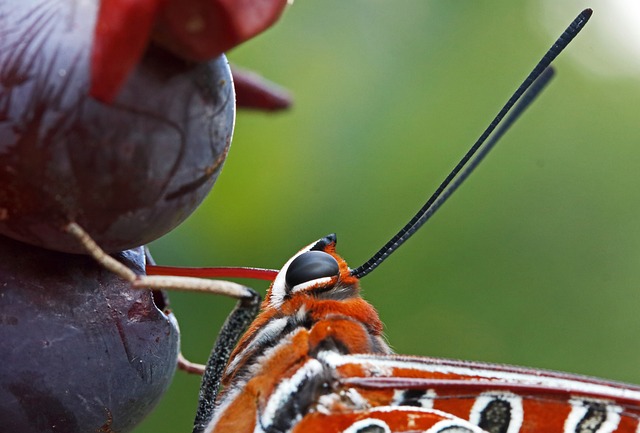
[
  {"left": 192, "top": 285, "right": 260, "bottom": 433},
  {"left": 177, "top": 352, "right": 207, "bottom": 375},
  {"left": 65, "top": 222, "right": 261, "bottom": 433}
]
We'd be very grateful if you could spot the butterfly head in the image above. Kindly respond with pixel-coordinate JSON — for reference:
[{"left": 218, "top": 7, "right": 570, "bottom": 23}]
[{"left": 265, "top": 234, "right": 360, "bottom": 310}]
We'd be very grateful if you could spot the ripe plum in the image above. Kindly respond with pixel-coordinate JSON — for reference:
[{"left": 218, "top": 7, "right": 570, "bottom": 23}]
[
  {"left": 0, "top": 234, "right": 179, "bottom": 433},
  {"left": 0, "top": 0, "right": 235, "bottom": 253}
]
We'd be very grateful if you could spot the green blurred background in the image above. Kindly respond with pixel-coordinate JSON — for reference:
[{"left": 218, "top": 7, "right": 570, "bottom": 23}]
[{"left": 136, "top": 1, "right": 640, "bottom": 431}]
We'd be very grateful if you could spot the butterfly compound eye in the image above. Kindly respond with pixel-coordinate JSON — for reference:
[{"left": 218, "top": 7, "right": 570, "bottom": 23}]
[{"left": 285, "top": 251, "right": 340, "bottom": 289}]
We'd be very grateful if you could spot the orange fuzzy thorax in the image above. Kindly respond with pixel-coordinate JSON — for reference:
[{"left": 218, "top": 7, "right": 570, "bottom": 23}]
[{"left": 221, "top": 243, "right": 388, "bottom": 390}]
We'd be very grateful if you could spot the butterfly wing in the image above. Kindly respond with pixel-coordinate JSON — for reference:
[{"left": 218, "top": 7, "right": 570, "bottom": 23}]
[
  {"left": 319, "top": 353, "right": 640, "bottom": 433},
  {"left": 292, "top": 407, "right": 489, "bottom": 433}
]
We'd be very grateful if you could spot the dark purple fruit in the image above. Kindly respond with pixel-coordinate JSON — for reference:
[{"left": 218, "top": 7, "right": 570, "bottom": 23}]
[
  {"left": 0, "top": 0, "right": 235, "bottom": 253},
  {"left": 0, "top": 234, "right": 180, "bottom": 433}
]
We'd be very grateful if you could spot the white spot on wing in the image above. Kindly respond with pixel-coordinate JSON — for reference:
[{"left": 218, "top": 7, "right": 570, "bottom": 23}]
[
  {"left": 564, "top": 399, "right": 621, "bottom": 433},
  {"left": 367, "top": 407, "right": 487, "bottom": 433},
  {"left": 425, "top": 419, "right": 486, "bottom": 433},
  {"left": 343, "top": 418, "right": 391, "bottom": 433},
  {"left": 421, "top": 389, "right": 437, "bottom": 409},
  {"left": 468, "top": 392, "right": 523, "bottom": 433},
  {"left": 338, "top": 408, "right": 486, "bottom": 433},
  {"left": 391, "top": 389, "right": 436, "bottom": 409}
]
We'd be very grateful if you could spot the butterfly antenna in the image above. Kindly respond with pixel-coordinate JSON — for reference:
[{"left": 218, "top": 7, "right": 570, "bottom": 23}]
[{"left": 350, "top": 9, "right": 592, "bottom": 279}]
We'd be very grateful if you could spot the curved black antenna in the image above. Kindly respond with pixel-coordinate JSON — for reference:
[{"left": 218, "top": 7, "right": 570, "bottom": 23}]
[
  {"left": 420, "top": 66, "right": 556, "bottom": 229},
  {"left": 351, "top": 9, "right": 592, "bottom": 279}
]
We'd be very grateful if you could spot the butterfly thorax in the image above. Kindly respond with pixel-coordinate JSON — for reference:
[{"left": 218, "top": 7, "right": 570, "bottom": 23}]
[
  {"left": 207, "top": 235, "right": 392, "bottom": 432},
  {"left": 222, "top": 293, "right": 390, "bottom": 387}
]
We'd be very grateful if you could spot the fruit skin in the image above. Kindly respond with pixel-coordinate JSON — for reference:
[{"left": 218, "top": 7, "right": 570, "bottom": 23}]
[
  {"left": 0, "top": 0, "right": 236, "bottom": 253},
  {"left": 91, "top": 0, "right": 289, "bottom": 101},
  {"left": 0, "top": 234, "right": 180, "bottom": 433}
]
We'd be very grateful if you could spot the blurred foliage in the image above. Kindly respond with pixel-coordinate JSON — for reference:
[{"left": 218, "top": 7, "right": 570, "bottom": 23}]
[{"left": 136, "top": 1, "right": 640, "bottom": 431}]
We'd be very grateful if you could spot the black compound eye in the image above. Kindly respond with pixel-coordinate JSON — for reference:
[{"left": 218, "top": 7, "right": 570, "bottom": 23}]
[{"left": 285, "top": 251, "right": 340, "bottom": 289}]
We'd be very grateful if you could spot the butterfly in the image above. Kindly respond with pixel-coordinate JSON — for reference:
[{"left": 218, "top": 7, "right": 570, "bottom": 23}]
[{"left": 69, "top": 7, "right": 640, "bottom": 433}]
